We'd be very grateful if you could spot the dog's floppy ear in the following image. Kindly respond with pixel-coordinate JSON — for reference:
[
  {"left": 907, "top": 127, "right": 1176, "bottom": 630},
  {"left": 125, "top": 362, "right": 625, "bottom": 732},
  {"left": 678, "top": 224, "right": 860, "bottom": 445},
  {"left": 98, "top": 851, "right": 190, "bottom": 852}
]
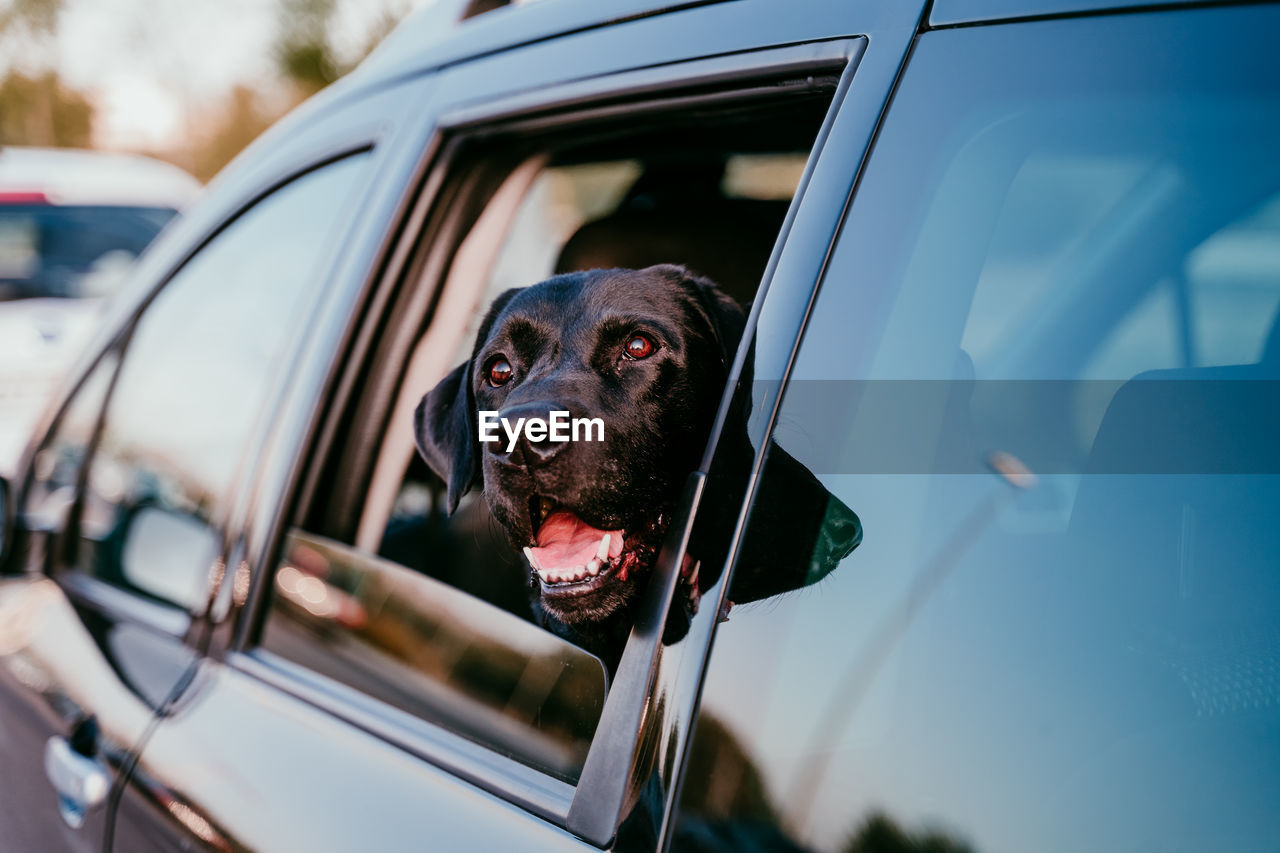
[
  {"left": 650, "top": 264, "right": 746, "bottom": 369},
  {"left": 414, "top": 361, "right": 479, "bottom": 515},
  {"left": 685, "top": 266, "right": 747, "bottom": 369}
]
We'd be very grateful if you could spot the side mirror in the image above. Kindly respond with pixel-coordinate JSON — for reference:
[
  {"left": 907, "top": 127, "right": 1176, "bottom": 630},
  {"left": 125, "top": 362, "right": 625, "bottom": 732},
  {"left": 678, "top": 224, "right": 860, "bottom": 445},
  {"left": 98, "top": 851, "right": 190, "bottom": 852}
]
[{"left": 118, "top": 505, "right": 218, "bottom": 610}]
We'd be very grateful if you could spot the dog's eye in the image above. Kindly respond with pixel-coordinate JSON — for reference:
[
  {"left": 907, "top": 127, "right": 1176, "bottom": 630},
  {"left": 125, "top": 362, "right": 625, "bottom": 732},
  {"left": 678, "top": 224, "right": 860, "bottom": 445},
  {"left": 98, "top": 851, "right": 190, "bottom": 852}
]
[
  {"left": 624, "top": 334, "right": 657, "bottom": 360},
  {"left": 485, "top": 356, "right": 514, "bottom": 387}
]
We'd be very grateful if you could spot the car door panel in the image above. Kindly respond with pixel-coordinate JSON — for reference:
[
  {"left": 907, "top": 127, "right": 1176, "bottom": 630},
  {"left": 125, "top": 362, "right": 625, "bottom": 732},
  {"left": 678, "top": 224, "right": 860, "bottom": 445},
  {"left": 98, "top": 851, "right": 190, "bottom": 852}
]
[
  {"left": 0, "top": 576, "right": 188, "bottom": 853},
  {"left": 100, "top": 4, "right": 931, "bottom": 850},
  {"left": 112, "top": 661, "right": 596, "bottom": 853}
]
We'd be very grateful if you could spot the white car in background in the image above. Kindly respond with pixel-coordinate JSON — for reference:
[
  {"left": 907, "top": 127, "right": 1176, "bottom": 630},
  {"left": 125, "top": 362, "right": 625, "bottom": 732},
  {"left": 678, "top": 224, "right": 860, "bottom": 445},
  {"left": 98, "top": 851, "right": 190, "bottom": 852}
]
[{"left": 0, "top": 146, "right": 200, "bottom": 473}]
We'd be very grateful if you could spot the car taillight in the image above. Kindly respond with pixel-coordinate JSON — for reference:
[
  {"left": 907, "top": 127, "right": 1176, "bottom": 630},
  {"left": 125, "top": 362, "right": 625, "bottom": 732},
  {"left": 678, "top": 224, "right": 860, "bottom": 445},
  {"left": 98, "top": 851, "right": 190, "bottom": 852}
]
[{"left": 0, "top": 191, "right": 50, "bottom": 205}]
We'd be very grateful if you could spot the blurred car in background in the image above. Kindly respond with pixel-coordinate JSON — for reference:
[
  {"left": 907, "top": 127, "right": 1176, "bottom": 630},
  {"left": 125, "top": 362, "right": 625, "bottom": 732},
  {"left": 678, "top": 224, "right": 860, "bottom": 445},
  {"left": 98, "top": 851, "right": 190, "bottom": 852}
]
[{"left": 0, "top": 147, "right": 201, "bottom": 473}]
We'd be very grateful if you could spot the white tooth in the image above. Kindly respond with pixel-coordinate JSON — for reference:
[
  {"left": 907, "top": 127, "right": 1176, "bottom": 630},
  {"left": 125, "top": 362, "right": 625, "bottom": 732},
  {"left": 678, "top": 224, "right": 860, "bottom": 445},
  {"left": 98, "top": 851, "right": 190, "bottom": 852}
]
[
  {"left": 523, "top": 547, "right": 540, "bottom": 570},
  {"left": 538, "top": 568, "right": 552, "bottom": 583},
  {"left": 596, "top": 533, "right": 611, "bottom": 562},
  {"left": 688, "top": 562, "right": 700, "bottom": 586},
  {"left": 587, "top": 559, "right": 601, "bottom": 576}
]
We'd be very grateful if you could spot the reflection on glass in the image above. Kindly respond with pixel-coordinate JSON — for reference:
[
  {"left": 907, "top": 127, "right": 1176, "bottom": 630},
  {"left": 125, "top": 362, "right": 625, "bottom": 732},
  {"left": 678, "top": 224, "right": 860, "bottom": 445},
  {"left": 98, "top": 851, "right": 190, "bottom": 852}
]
[
  {"left": 677, "top": 8, "right": 1280, "bottom": 853},
  {"left": 76, "top": 154, "right": 369, "bottom": 612},
  {"left": 25, "top": 351, "right": 118, "bottom": 518},
  {"left": 263, "top": 531, "right": 608, "bottom": 783}
]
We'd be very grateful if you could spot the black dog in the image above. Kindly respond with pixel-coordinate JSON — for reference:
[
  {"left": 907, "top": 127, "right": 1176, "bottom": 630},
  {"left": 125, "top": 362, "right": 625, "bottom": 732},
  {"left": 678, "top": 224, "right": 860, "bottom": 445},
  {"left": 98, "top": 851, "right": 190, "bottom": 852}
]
[
  {"left": 414, "top": 264, "right": 859, "bottom": 667},
  {"left": 413, "top": 265, "right": 738, "bottom": 659}
]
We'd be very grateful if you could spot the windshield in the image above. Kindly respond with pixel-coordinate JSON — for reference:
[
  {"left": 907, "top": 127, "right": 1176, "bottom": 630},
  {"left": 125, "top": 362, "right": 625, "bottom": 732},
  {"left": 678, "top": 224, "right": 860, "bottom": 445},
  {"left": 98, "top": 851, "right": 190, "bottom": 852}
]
[{"left": 0, "top": 204, "right": 175, "bottom": 301}]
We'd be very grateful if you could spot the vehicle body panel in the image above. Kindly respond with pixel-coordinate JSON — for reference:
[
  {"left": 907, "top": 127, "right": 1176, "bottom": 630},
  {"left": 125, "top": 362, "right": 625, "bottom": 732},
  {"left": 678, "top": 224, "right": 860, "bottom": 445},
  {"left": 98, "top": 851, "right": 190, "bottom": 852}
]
[
  {"left": 100, "top": 2, "right": 928, "bottom": 848},
  {"left": 930, "top": 0, "right": 1242, "bottom": 27},
  {"left": 111, "top": 661, "right": 591, "bottom": 852},
  {"left": 0, "top": 576, "right": 186, "bottom": 853}
]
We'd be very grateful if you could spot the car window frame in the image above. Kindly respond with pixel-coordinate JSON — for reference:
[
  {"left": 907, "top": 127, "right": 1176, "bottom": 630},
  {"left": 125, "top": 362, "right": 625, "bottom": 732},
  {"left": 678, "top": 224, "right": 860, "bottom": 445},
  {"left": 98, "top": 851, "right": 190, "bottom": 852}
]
[
  {"left": 642, "top": 17, "right": 932, "bottom": 848},
  {"left": 220, "top": 37, "right": 880, "bottom": 843}
]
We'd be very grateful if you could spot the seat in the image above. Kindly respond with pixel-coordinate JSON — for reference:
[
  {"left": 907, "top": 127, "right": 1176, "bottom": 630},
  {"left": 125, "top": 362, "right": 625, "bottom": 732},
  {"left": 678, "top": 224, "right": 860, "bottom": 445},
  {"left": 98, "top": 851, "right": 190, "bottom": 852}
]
[
  {"left": 554, "top": 158, "right": 788, "bottom": 306},
  {"left": 1066, "top": 315, "right": 1280, "bottom": 728}
]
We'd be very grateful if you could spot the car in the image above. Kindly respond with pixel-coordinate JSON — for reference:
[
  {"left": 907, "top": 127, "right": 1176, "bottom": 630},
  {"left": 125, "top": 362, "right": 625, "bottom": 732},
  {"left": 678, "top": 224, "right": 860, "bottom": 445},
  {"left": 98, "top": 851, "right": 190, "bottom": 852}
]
[
  {"left": 0, "top": 147, "right": 201, "bottom": 474},
  {"left": 1, "top": 0, "right": 1278, "bottom": 850}
]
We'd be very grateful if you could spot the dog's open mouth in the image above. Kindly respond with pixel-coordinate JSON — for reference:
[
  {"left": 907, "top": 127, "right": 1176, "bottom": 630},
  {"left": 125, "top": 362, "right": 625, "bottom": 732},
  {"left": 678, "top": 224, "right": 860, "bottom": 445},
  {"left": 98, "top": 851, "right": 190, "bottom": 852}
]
[{"left": 523, "top": 497, "right": 666, "bottom": 596}]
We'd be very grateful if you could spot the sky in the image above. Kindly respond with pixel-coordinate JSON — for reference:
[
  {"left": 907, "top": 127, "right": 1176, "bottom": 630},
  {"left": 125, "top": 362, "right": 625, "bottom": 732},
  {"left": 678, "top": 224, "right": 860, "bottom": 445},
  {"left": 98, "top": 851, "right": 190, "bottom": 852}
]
[{"left": 4, "top": 0, "right": 434, "bottom": 151}]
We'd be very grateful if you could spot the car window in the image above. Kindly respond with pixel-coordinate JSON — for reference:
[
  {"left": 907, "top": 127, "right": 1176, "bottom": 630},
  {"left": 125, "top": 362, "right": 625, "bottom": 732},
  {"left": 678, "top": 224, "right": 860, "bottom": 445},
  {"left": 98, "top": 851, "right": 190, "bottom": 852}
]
[
  {"left": 258, "top": 78, "right": 840, "bottom": 788},
  {"left": 71, "top": 154, "right": 370, "bottom": 613},
  {"left": 677, "top": 7, "right": 1280, "bottom": 853}
]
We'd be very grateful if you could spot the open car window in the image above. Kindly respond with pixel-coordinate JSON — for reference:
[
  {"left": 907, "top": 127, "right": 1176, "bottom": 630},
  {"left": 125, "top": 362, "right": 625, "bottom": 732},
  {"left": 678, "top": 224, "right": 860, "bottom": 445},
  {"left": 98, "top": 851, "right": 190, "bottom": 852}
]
[{"left": 254, "top": 51, "right": 845, "bottom": 791}]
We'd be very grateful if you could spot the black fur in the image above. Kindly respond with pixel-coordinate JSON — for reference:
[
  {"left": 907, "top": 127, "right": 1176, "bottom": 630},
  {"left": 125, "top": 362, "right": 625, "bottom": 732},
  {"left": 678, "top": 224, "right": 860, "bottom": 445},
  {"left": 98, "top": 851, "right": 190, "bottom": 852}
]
[
  {"left": 414, "top": 264, "right": 860, "bottom": 667},
  {"left": 414, "top": 266, "right": 740, "bottom": 661}
]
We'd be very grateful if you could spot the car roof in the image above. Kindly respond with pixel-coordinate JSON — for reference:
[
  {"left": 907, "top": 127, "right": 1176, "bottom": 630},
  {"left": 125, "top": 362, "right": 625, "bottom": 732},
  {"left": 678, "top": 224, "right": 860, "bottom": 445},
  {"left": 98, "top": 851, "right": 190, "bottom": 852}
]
[
  {"left": 0, "top": 146, "right": 202, "bottom": 209},
  {"left": 355, "top": 0, "right": 851, "bottom": 84},
  {"left": 356, "top": 0, "right": 1278, "bottom": 89}
]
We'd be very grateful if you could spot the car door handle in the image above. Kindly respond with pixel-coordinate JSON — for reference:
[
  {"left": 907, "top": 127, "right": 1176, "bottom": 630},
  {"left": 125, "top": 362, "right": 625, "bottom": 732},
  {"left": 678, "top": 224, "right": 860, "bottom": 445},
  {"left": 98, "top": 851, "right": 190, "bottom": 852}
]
[{"left": 44, "top": 735, "right": 111, "bottom": 829}]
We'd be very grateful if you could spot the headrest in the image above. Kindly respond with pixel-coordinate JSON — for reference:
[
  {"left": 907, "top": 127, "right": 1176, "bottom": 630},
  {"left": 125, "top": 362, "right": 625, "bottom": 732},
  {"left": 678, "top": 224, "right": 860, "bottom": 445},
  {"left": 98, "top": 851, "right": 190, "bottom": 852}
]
[{"left": 554, "top": 160, "right": 788, "bottom": 306}]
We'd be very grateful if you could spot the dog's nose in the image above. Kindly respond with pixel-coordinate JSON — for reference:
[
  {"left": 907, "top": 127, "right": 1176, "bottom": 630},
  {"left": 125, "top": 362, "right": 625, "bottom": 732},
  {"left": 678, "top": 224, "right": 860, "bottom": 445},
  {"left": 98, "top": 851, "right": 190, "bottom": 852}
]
[{"left": 487, "top": 401, "right": 573, "bottom": 467}]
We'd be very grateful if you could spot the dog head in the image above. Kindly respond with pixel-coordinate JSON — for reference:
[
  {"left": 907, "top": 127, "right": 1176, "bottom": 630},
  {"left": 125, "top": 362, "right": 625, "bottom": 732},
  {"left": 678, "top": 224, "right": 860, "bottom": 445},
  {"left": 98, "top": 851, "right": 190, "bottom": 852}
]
[{"left": 414, "top": 265, "right": 744, "bottom": 642}]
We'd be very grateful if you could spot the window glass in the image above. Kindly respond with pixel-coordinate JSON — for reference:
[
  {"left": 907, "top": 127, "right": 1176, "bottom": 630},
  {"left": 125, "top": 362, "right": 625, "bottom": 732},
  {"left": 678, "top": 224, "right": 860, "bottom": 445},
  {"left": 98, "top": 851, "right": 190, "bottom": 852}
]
[
  {"left": 677, "top": 8, "right": 1280, "bottom": 853},
  {"left": 24, "top": 352, "right": 119, "bottom": 518},
  {"left": 77, "top": 154, "right": 370, "bottom": 611},
  {"left": 269, "top": 530, "right": 607, "bottom": 782},
  {"left": 1187, "top": 193, "right": 1280, "bottom": 367}
]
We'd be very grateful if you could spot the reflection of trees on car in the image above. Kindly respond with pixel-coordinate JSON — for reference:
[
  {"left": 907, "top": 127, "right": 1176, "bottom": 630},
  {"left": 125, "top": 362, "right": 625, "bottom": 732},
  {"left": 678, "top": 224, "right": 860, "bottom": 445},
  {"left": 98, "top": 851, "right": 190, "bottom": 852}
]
[
  {"left": 672, "top": 712, "right": 977, "bottom": 853},
  {"left": 842, "top": 814, "right": 975, "bottom": 853}
]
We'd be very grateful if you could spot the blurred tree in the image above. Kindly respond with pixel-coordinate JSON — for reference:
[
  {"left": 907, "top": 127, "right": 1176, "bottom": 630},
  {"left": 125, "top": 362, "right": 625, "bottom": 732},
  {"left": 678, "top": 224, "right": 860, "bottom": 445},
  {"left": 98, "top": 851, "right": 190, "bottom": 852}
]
[
  {"left": 0, "top": 69, "right": 93, "bottom": 146},
  {"left": 186, "top": 85, "right": 276, "bottom": 183},
  {"left": 843, "top": 813, "right": 976, "bottom": 853},
  {"left": 274, "top": 0, "right": 341, "bottom": 96},
  {"left": 0, "top": 0, "right": 64, "bottom": 39},
  {"left": 0, "top": 0, "right": 96, "bottom": 147}
]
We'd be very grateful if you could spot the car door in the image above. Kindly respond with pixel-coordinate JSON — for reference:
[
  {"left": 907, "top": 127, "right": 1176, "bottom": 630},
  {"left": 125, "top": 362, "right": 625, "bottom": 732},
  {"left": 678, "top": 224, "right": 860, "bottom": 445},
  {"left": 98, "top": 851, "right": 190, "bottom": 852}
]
[
  {"left": 0, "top": 103, "right": 394, "bottom": 853},
  {"left": 101, "top": 3, "right": 928, "bottom": 852}
]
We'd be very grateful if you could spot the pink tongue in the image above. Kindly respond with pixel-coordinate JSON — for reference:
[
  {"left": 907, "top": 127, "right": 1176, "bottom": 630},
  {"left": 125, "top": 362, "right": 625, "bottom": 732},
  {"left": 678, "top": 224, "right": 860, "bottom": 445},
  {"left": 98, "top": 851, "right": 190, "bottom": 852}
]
[{"left": 531, "top": 511, "right": 624, "bottom": 568}]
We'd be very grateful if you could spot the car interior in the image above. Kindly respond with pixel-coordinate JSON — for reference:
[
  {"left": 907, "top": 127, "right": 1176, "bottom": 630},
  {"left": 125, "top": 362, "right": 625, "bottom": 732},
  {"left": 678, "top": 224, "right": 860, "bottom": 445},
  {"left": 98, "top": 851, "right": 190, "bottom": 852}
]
[{"left": 255, "top": 84, "right": 839, "bottom": 782}]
